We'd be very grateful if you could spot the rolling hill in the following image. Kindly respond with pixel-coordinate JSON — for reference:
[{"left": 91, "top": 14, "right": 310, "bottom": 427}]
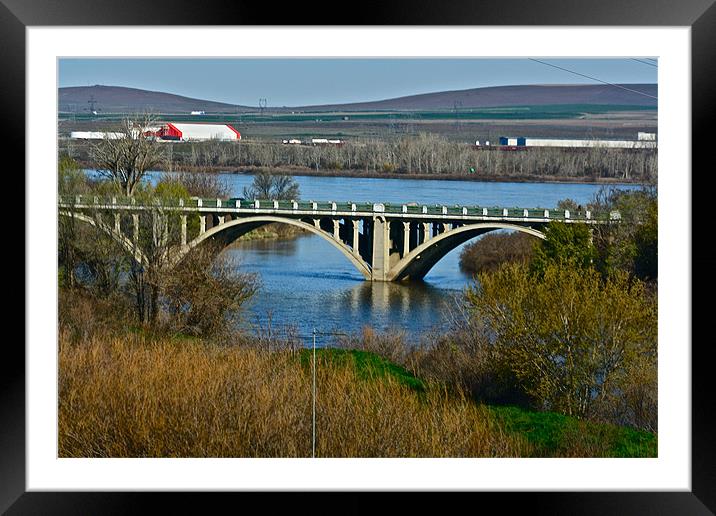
[
  {"left": 300, "top": 83, "right": 657, "bottom": 111},
  {"left": 59, "top": 85, "right": 249, "bottom": 114},
  {"left": 59, "top": 83, "right": 657, "bottom": 114}
]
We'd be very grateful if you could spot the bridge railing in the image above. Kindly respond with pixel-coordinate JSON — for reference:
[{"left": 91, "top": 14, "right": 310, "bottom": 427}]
[
  {"left": 59, "top": 195, "right": 621, "bottom": 221},
  {"left": 383, "top": 204, "right": 403, "bottom": 214}
]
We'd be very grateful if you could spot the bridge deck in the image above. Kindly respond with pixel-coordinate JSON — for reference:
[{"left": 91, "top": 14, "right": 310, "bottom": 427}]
[{"left": 59, "top": 195, "right": 621, "bottom": 223}]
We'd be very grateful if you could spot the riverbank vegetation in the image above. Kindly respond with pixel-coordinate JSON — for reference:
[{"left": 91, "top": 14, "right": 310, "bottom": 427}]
[
  {"left": 61, "top": 132, "right": 657, "bottom": 182},
  {"left": 338, "top": 257, "right": 658, "bottom": 435},
  {"left": 59, "top": 331, "right": 531, "bottom": 457},
  {"left": 459, "top": 231, "right": 535, "bottom": 275},
  {"left": 60, "top": 156, "right": 260, "bottom": 329},
  {"left": 460, "top": 186, "right": 657, "bottom": 283},
  {"left": 455, "top": 187, "right": 657, "bottom": 431},
  {"left": 58, "top": 315, "right": 655, "bottom": 457},
  {"left": 58, "top": 145, "right": 658, "bottom": 456}
]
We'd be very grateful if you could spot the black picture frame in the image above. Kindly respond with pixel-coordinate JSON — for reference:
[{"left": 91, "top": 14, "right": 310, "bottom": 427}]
[{"left": 7, "top": 0, "right": 715, "bottom": 513}]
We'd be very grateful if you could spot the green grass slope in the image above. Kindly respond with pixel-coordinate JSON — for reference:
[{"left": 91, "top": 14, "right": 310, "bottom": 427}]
[{"left": 304, "top": 347, "right": 657, "bottom": 458}]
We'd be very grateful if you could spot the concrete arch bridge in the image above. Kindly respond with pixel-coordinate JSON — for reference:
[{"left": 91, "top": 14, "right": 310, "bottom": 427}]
[{"left": 59, "top": 195, "right": 621, "bottom": 282}]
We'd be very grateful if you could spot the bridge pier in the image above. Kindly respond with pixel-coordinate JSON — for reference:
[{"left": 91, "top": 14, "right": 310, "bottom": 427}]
[
  {"left": 422, "top": 222, "right": 431, "bottom": 244},
  {"left": 402, "top": 222, "right": 410, "bottom": 257},
  {"left": 370, "top": 216, "right": 390, "bottom": 281},
  {"left": 333, "top": 219, "right": 340, "bottom": 240},
  {"left": 132, "top": 214, "right": 141, "bottom": 263},
  {"left": 352, "top": 220, "right": 360, "bottom": 255},
  {"left": 132, "top": 214, "right": 139, "bottom": 244},
  {"left": 180, "top": 215, "right": 187, "bottom": 247}
]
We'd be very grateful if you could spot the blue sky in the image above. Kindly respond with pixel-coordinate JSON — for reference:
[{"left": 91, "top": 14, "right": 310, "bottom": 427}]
[{"left": 59, "top": 58, "right": 657, "bottom": 107}]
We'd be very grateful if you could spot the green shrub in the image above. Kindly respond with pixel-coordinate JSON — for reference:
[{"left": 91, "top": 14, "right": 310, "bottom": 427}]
[{"left": 467, "top": 262, "right": 657, "bottom": 429}]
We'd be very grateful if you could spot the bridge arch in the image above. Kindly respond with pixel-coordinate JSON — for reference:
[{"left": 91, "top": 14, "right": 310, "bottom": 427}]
[
  {"left": 180, "top": 215, "right": 372, "bottom": 279},
  {"left": 388, "top": 222, "right": 546, "bottom": 281},
  {"left": 59, "top": 210, "right": 147, "bottom": 266}
]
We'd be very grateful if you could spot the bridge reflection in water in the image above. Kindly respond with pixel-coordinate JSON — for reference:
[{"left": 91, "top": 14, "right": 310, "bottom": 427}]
[{"left": 224, "top": 234, "right": 467, "bottom": 337}]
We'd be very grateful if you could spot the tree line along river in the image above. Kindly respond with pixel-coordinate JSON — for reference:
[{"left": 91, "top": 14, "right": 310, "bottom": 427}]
[{"left": 135, "top": 171, "right": 640, "bottom": 343}]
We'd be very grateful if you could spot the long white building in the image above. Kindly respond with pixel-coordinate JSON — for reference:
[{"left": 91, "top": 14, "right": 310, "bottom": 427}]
[
  {"left": 158, "top": 123, "right": 241, "bottom": 141},
  {"left": 497, "top": 132, "right": 657, "bottom": 149},
  {"left": 70, "top": 131, "right": 125, "bottom": 140},
  {"left": 523, "top": 138, "right": 656, "bottom": 149}
]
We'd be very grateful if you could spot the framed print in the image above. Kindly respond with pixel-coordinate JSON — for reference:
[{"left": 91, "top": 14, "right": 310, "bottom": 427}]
[{"left": 7, "top": 0, "right": 716, "bottom": 513}]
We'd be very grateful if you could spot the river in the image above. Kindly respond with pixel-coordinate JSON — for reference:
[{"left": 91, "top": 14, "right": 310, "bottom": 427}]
[{"left": 143, "top": 171, "right": 639, "bottom": 344}]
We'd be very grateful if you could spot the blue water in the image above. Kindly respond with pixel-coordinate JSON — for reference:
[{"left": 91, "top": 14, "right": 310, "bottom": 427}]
[{"left": 142, "top": 171, "right": 640, "bottom": 342}]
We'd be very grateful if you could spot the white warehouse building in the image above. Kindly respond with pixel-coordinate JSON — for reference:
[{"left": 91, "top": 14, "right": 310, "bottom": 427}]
[
  {"left": 496, "top": 133, "right": 657, "bottom": 149},
  {"left": 523, "top": 138, "right": 656, "bottom": 149},
  {"left": 70, "top": 131, "right": 125, "bottom": 140},
  {"left": 157, "top": 122, "right": 241, "bottom": 141}
]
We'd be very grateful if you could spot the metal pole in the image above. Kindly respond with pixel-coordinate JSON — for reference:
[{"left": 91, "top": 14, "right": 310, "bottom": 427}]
[{"left": 312, "top": 327, "right": 316, "bottom": 459}]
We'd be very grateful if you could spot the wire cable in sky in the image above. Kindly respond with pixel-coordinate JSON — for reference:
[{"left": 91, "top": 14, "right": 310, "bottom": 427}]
[
  {"left": 527, "top": 58, "right": 658, "bottom": 100},
  {"left": 631, "top": 58, "right": 658, "bottom": 68}
]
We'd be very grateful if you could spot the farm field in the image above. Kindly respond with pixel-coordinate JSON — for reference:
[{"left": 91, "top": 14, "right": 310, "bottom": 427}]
[{"left": 59, "top": 104, "right": 657, "bottom": 142}]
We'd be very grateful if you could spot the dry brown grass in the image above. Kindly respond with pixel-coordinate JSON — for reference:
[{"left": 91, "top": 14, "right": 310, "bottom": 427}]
[
  {"left": 58, "top": 331, "right": 529, "bottom": 458},
  {"left": 315, "top": 370, "right": 523, "bottom": 457}
]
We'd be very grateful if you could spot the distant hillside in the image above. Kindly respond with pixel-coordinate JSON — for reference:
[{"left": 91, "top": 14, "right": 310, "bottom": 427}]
[
  {"left": 59, "top": 85, "right": 248, "bottom": 114},
  {"left": 59, "top": 83, "right": 657, "bottom": 114},
  {"left": 296, "top": 84, "right": 657, "bottom": 111}
]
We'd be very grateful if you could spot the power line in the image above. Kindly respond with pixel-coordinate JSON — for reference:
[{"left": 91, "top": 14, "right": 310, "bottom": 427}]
[
  {"left": 631, "top": 58, "right": 658, "bottom": 68},
  {"left": 527, "top": 58, "right": 658, "bottom": 100}
]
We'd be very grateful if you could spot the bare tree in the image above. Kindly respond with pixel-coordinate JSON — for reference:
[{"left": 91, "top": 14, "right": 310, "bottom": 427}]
[
  {"left": 162, "top": 242, "right": 260, "bottom": 338},
  {"left": 128, "top": 205, "right": 171, "bottom": 324},
  {"left": 91, "top": 114, "right": 166, "bottom": 196},
  {"left": 173, "top": 169, "right": 230, "bottom": 198},
  {"left": 242, "top": 170, "right": 300, "bottom": 200}
]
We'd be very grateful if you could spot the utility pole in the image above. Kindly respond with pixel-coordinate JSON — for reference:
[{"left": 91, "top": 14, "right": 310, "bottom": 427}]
[
  {"left": 309, "top": 329, "right": 346, "bottom": 458},
  {"left": 453, "top": 100, "right": 463, "bottom": 134},
  {"left": 312, "top": 327, "right": 316, "bottom": 458}
]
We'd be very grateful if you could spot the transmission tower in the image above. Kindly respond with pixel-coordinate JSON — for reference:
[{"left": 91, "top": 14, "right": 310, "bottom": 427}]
[
  {"left": 87, "top": 95, "right": 99, "bottom": 115},
  {"left": 453, "top": 100, "right": 463, "bottom": 133}
]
